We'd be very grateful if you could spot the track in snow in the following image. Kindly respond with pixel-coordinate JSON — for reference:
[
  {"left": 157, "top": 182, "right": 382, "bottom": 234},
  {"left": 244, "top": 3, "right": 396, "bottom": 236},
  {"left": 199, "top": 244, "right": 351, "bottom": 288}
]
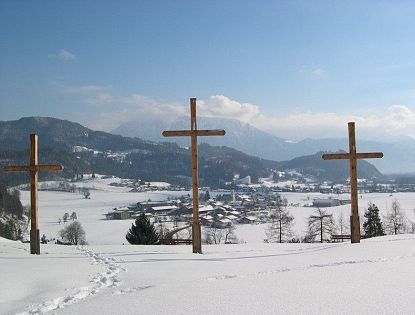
[{"left": 17, "top": 247, "right": 126, "bottom": 315}]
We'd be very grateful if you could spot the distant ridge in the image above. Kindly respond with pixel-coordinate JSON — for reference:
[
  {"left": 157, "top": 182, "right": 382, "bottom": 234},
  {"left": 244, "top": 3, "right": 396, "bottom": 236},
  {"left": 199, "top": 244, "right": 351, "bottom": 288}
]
[
  {"left": 0, "top": 117, "right": 383, "bottom": 186},
  {"left": 113, "top": 115, "right": 415, "bottom": 173}
]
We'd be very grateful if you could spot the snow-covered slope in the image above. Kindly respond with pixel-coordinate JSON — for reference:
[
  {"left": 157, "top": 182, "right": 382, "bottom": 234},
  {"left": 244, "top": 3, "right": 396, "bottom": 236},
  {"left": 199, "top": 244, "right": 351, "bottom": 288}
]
[
  {"left": 2, "top": 176, "right": 415, "bottom": 314},
  {"left": 1, "top": 236, "right": 415, "bottom": 314}
]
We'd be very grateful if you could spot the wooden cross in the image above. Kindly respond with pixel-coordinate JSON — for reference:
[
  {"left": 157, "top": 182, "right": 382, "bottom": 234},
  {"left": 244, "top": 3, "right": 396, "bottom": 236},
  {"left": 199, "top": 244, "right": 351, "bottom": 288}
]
[
  {"left": 162, "top": 98, "right": 225, "bottom": 253},
  {"left": 3, "top": 134, "right": 64, "bottom": 254},
  {"left": 322, "top": 122, "right": 383, "bottom": 243}
]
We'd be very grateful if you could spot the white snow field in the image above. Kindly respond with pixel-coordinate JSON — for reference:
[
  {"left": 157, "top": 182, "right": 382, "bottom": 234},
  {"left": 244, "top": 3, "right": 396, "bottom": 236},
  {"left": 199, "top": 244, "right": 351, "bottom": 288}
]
[
  {"left": 2, "top": 176, "right": 414, "bottom": 314},
  {"left": 1, "top": 235, "right": 415, "bottom": 314}
]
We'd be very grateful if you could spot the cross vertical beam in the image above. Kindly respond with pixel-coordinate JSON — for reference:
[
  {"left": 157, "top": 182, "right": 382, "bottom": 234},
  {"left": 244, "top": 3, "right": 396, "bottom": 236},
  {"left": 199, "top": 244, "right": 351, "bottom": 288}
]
[
  {"left": 162, "top": 98, "right": 225, "bottom": 253},
  {"left": 322, "top": 122, "right": 383, "bottom": 243},
  {"left": 30, "top": 134, "right": 40, "bottom": 255},
  {"left": 190, "top": 98, "right": 201, "bottom": 253},
  {"left": 348, "top": 122, "right": 360, "bottom": 243},
  {"left": 3, "top": 134, "right": 64, "bottom": 254}
]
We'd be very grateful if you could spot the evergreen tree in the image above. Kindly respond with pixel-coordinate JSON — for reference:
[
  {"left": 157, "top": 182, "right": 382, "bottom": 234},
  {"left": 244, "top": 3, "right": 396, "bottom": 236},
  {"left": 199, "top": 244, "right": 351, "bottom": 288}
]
[
  {"left": 126, "top": 213, "right": 159, "bottom": 245},
  {"left": 204, "top": 190, "right": 211, "bottom": 201},
  {"left": 363, "top": 203, "right": 385, "bottom": 238}
]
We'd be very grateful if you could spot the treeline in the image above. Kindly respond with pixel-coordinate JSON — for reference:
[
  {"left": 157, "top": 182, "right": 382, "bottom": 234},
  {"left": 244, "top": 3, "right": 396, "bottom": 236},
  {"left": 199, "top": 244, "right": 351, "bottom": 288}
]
[
  {"left": 0, "top": 142, "right": 276, "bottom": 188},
  {"left": 0, "top": 181, "right": 28, "bottom": 240}
]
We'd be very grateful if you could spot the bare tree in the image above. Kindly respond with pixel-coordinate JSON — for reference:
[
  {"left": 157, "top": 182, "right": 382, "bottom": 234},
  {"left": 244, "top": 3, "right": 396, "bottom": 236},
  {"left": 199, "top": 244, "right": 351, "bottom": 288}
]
[
  {"left": 59, "top": 221, "right": 86, "bottom": 245},
  {"left": 265, "top": 206, "right": 294, "bottom": 243},
  {"left": 224, "top": 223, "right": 237, "bottom": 244},
  {"left": 337, "top": 212, "right": 349, "bottom": 237},
  {"left": 306, "top": 208, "right": 334, "bottom": 243},
  {"left": 70, "top": 211, "right": 77, "bottom": 221},
  {"left": 82, "top": 188, "right": 91, "bottom": 199},
  {"left": 204, "top": 224, "right": 225, "bottom": 244},
  {"left": 384, "top": 199, "right": 407, "bottom": 235}
]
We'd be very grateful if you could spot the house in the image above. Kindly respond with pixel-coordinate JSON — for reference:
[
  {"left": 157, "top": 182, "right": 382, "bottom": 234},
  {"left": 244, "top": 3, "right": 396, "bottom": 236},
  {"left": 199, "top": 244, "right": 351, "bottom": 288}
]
[
  {"left": 226, "top": 214, "right": 239, "bottom": 221},
  {"left": 312, "top": 198, "right": 341, "bottom": 207},
  {"left": 105, "top": 209, "right": 133, "bottom": 220},
  {"left": 217, "top": 218, "right": 232, "bottom": 228},
  {"left": 239, "top": 216, "right": 256, "bottom": 224},
  {"left": 200, "top": 215, "right": 214, "bottom": 226},
  {"left": 135, "top": 201, "right": 173, "bottom": 212},
  {"left": 150, "top": 205, "right": 178, "bottom": 216}
]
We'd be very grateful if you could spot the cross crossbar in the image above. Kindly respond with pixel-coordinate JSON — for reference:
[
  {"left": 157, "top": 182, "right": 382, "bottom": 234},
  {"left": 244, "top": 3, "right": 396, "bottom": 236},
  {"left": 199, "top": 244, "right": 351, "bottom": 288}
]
[
  {"left": 162, "top": 130, "right": 225, "bottom": 137},
  {"left": 322, "top": 152, "right": 383, "bottom": 160},
  {"left": 4, "top": 165, "right": 64, "bottom": 172}
]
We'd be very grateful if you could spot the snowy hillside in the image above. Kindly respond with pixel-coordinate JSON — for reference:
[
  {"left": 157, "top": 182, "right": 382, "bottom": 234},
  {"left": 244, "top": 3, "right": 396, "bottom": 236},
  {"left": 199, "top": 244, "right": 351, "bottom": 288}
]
[
  {"left": 1, "top": 235, "right": 415, "bottom": 314},
  {"left": 2, "top": 176, "right": 415, "bottom": 314},
  {"left": 17, "top": 175, "right": 415, "bottom": 245}
]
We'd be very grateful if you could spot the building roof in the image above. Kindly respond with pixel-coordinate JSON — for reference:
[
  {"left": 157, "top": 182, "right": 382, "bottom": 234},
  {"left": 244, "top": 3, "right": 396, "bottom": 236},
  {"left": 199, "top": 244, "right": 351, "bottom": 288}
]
[{"left": 151, "top": 205, "right": 178, "bottom": 211}]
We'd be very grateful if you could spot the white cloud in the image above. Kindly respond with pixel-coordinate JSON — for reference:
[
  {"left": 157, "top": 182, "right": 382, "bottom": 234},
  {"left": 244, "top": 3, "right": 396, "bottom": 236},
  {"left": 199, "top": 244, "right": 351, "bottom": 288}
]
[
  {"left": 300, "top": 65, "right": 326, "bottom": 77},
  {"left": 312, "top": 68, "right": 325, "bottom": 76},
  {"left": 48, "top": 49, "right": 76, "bottom": 62},
  {"left": 252, "top": 105, "right": 415, "bottom": 140},
  {"left": 197, "top": 95, "right": 260, "bottom": 122},
  {"left": 85, "top": 94, "right": 114, "bottom": 106},
  {"left": 65, "top": 85, "right": 111, "bottom": 95},
  {"left": 78, "top": 91, "right": 415, "bottom": 140}
]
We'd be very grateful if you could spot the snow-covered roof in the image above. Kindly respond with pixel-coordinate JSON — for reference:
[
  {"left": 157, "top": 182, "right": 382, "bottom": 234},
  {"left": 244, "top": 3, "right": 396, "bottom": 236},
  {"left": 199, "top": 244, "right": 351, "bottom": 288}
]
[{"left": 151, "top": 205, "right": 178, "bottom": 211}]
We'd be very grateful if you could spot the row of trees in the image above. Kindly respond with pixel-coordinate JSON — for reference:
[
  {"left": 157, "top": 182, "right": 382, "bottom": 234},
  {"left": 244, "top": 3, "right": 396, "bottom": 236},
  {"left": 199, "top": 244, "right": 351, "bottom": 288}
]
[
  {"left": 125, "top": 198, "right": 414, "bottom": 246},
  {"left": 125, "top": 213, "right": 238, "bottom": 245},
  {"left": 0, "top": 182, "right": 29, "bottom": 241},
  {"left": 265, "top": 198, "right": 413, "bottom": 243}
]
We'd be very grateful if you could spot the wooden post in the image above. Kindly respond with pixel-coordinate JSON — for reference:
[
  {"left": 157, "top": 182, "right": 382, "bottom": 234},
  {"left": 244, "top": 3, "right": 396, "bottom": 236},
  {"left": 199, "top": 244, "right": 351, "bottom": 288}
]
[
  {"left": 4, "top": 134, "right": 64, "bottom": 254},
  {"left": 322, "top": 122, "right": 383, "bottom": 243},
  {"left": 30, "top": 134, "right": 39, "bottom": 255},
  {"left": 348, "top": 122, "right": 360, "bottom": 243},
  {"left": 190, "top": 98, "right": 201, "bottom": 253},
  {"left": 162, "top": 98, "right": 225, "bottom": 253}
]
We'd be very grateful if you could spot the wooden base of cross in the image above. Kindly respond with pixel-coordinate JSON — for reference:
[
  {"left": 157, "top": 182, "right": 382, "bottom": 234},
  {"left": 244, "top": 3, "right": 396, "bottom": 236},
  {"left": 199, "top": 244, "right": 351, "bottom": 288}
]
[
  {"left": 322, "top": 122, "right": 383, "bottom": 243},
  {"left": 4, "top": 134, "right": 64, "bottom": 254},
  {"left": 163, "top": 98, "right": 225, "bottom": 253}
]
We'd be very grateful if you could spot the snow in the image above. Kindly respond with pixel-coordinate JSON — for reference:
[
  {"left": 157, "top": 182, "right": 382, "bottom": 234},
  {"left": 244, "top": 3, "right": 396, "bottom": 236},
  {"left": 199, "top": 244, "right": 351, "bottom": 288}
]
[
  {"left": 3, "top": 176, "right": 415, "bottom": 314},
  {"left": 1, "top": 236, "right": 415, "bottom": 314}
]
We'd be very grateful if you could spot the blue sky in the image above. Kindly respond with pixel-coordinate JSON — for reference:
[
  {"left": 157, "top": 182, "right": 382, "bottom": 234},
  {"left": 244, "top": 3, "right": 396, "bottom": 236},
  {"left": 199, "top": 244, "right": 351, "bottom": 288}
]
[{"left": 1, "top": 1, "right": 415, "bottom": 139}]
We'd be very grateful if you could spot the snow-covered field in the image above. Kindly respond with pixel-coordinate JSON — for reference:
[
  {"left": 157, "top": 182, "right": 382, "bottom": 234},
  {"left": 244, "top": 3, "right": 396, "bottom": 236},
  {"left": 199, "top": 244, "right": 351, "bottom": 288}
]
[
  {"left": 2, "top": 176, "right": 414, "bottom": 314},
  {"left": 2, "top": 235, "right": 415, "bottom": 314},
  {"left": 18, "top": 176, "right": 415, "bottom": 245}
]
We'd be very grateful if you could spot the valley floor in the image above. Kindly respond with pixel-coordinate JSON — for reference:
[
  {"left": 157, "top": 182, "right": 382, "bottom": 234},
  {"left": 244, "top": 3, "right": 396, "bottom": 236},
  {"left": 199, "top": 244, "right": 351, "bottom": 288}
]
[{"left": 2, "top": 235, "right": 415, "bottom": 315}]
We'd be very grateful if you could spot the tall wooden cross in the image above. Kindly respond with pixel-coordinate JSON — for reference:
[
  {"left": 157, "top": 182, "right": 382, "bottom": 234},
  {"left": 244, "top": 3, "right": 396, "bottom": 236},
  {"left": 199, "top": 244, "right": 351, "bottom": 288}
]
[
  {"left": 4, "top": 134, "right": 64, "bottom": 254},
  {"left": 162, "top": 98, "right": 225, "bottom": 253},
  {"left": 322, "top": 122, "right": 383, "bottom": 243}
]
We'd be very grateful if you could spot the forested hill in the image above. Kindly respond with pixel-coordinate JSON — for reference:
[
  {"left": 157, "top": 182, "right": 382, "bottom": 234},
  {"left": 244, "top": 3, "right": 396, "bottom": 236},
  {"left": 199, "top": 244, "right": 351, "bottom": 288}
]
[
  {"left": 0, "top": 117, "right": 384, "bottom": 187},
  {"left": 0, "top": 117, "right": 151, "bottom": 151},
  {"left": 279, "top": 151, "right": 383, "bottom": 182}
]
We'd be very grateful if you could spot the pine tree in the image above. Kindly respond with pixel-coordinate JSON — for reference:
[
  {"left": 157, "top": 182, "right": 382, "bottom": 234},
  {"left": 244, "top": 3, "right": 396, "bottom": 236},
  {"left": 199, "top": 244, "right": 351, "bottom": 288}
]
[
  {"left": 126, "top": 213, "right": 159, "bottom": 245},
  {"left": 363, "top": 203, "right": 385, "bottom": 238}
]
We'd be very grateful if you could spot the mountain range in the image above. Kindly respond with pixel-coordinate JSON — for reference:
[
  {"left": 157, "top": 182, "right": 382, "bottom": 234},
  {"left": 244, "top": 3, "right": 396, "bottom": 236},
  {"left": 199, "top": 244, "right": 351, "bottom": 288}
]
[
  {"left": 113, "top": 116, "right": 415, "bottom": 174},
  {"left": 0, "top": 117, "right": 383, "bottom": 187}
]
